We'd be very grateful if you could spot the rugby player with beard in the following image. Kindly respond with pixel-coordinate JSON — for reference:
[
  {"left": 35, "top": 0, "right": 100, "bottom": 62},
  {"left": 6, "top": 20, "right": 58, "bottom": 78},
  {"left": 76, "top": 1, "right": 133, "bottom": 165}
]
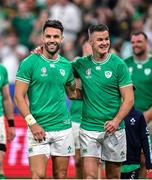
[{"left": 124, "top": 31, "right": 152, "bottom": 178}]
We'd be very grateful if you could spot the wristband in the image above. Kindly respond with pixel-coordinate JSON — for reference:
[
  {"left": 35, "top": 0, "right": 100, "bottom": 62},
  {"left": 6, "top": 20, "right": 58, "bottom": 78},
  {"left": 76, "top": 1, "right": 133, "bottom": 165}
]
[
  {"left": 8, "top": 119, "right": 14, "bottom": 127},
  {"left": 25, "top": 114, "right": 36, "bottom": 126}
]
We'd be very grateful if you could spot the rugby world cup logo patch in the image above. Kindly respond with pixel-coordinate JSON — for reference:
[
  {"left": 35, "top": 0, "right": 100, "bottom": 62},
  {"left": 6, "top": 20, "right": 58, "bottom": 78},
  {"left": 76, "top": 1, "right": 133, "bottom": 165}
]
[
  {"left": 41, "top": 67, "right": 47, "bottom": 76},
  {"left": 105, "top": 71, "right": 112, "bottom": 78},
  {"left": 60, "top": 69, "right": 65, "bottom": 76},
  {"left": 85, "top": 68, "right": 91, "bottom": 78}
]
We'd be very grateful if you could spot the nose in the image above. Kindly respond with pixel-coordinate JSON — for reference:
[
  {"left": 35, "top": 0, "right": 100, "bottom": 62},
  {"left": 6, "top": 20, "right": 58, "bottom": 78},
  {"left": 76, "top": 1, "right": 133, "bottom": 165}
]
[
  {"left": 49, "top": 36, "right": 55, "bottom": 42},
  {"left": 50, "top": 36, "right": 54, "bottom": 42},
  {"left": 102, "top": 40, "right": 107, "bottom": 45}
]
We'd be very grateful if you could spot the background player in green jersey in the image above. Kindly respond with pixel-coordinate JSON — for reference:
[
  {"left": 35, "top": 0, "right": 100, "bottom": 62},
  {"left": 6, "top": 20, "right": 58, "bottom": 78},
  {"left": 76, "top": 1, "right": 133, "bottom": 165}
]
[
  {"left": 72, "top": 24, "right": 134, "bottom": 179},
  {"left": 14, "top": 20, "right": 76, "bottom": 179},
  {"left": 0, "top": 65, "right": 15, "bottom": 179},
  {"left": 70, "top": 98, "right": 83, "bottom": 179},
  {"left": 124, "top": 31, "right": 152, "bottom": 178}
]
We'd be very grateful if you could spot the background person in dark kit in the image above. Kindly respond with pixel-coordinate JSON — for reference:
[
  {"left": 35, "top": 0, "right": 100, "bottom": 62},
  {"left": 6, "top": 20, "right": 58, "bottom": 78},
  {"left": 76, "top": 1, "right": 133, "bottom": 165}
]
[{"left": 121, "top": 106, "right": 152, "bottom": 179}]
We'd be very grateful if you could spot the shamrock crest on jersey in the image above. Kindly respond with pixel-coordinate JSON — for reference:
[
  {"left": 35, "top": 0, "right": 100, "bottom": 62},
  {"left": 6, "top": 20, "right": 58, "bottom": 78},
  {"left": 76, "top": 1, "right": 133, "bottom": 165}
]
[
  {"left": 105, "top": 71, "right": 112, "bottom": 78},
  {"left": 144, "top": 68, "right": 151, "bottom": 76},
  {"left": 59, "top": 69, "right": 65, "bottom": 76}
]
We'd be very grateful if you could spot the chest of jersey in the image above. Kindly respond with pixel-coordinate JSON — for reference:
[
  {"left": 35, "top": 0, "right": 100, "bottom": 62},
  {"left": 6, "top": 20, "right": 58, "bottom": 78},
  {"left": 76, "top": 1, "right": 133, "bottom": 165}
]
[
  {"left": 78, "top": 61, "right": 118, "bottom": 91},
  {"left": 31, "top": 60, "right": 70, "bottom": 86},
  {"left": 128, "top": 62, "right": 152, "bottom": 85}
]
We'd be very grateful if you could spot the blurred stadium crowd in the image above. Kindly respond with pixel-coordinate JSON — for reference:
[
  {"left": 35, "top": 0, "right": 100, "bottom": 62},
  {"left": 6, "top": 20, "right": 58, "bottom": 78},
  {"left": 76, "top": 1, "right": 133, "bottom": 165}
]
[{"left": 0, "top": 0, "right": 152, "bottom": 85}]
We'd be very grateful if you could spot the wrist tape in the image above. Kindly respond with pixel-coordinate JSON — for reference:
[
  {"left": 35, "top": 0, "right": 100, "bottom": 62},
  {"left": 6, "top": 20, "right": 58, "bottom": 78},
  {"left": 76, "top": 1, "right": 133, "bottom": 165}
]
[
  {"left": 25, "top": 114, "right": 36, "bottom": 126},
  {"left": 8, "top": 119, "right": 14, "bottom": 127}
]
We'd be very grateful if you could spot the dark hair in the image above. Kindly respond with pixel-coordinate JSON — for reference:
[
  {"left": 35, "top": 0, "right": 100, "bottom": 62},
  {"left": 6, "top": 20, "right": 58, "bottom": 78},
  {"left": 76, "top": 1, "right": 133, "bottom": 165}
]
[
  {"left": 88, "top": 24, "right": 109, "bottom": 37},
  {"left": 43, "top": 19, "right": 64, "bottom": 33},
  {"left": 131, "top": 31, "right": 148, "bottom": 40}
]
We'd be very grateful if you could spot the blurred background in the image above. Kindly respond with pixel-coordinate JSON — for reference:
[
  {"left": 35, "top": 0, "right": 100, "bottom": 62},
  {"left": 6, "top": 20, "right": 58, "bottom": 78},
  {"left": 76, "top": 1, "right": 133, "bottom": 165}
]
[{"left": 1, "top": 0, "right": 152, "bottom": 178}]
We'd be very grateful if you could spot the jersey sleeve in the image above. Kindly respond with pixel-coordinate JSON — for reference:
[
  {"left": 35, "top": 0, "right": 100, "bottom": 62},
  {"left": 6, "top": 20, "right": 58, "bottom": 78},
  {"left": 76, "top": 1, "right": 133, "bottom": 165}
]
[
  {"left": 66, "top": 63, "right": 75, "bottom": 86},
  {"left": 16, "top": 56, "right": 33, "bottom": 84},
  {"left": 0, "top": 65, "right": 9, "bottom": 86},
  {"left": 71, "top": 58, "right": 80, "bottom": 78},
  {"left": 117, "top": 62, "right": 132, "bottom": 88}
]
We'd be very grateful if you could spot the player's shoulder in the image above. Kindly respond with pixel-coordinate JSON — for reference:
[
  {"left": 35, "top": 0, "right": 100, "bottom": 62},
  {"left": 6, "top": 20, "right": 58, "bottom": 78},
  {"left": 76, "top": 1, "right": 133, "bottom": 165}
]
[
  {"left": 0, "top": 64, "right": 8, "bottom": 77},
  {"left": 59, "top": 55, "right": 70, "bottom": 63},
  {"left": 124, "top": 56, "right": 134, "bottom": 64},
  {"left": 148, "top": 54, "right": 152, "bottom": 61},
  {"left": 59, "top": 55, "right": 74, "bottom": 69},
  {"left": 21, "top": 54, "right": 39, "bottom": 63},
  {"left": 73, "top": 55, "right": 91, "bottom": 64},
  {"left": 0, "top": 64, "right": 7, "bottom": 71},
  {"left": 109, "top": 53, "right": 126, "bottom": 67},
  {"left": 110, "top": 53, "right": 122, "bottom": 62}
]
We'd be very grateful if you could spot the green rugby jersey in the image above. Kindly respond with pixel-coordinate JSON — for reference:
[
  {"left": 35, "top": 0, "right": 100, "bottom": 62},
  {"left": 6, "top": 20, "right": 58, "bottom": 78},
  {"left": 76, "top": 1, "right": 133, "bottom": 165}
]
[
  {"left": 16, "top": 54, "right": 75, "bottom": 131},
  {"left": 70, "top": 100, "right": 82, "bottom": 123},
  {"left": 125, "top": 56, "right": 152, "bottom": 112},
  {"left": 0, "top": 65, "right": 9, "bottom": 116},
  {"left": 72, "top": 53, "right": 132, "bottom": 131}
]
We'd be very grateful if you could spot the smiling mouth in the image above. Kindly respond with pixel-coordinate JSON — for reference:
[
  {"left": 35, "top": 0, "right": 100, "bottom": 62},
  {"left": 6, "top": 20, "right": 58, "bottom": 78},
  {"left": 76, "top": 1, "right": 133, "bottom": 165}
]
[
  {"left": 99, "top": 47, "right": 108, "bottom": 50},
  {"left": 48, "top": 44, "right": 56, "bottom": 48},
  {"left": 133, "top": 47, "right": 141, "bottom": 51},
  {"left": 99, "top": 45, "right": 108, "bottom": 48}
]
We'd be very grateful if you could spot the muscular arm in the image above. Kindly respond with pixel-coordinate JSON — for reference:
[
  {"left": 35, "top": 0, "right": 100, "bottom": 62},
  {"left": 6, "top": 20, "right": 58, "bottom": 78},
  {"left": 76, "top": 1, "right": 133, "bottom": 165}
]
[
  {"left": 66, "top": 82, "right": 76, "bottom": 99},
  {"left": 14, "top": 80, "right": 30, "bottom": 117},
  {"left": 14, "top": 80, "right": 45, "bottom": 141},
  {"left": 3, "top": 85, "right": 14, "bottom": 119},
  {"left": 144, "top": 107, "right": 152, "bottom": 123},
  {"left": 66, "top": 78, "right": 82, "bottom": 99},
  {"left": 105, "top": 85, "right": 134, "bottom": 133},
  {"left": 2, "top": 84, "right": 15, "bottom": 141}
]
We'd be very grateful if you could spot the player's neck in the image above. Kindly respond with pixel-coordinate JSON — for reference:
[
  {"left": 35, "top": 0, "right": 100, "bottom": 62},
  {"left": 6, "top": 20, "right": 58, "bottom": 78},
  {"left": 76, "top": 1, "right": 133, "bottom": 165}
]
[
  {"left": 134, "top": 52, "right": 149, "bottom": 62},
  {"left": 43, "top": 49, "right": 58, "bottom": 60},
  {"left": 93, "top": 52, "right": 109, "bottom": 62}
]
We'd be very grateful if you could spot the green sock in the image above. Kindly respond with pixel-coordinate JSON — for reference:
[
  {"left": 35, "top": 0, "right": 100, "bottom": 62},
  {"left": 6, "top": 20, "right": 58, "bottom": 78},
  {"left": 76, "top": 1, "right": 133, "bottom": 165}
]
[{"left": 0, "top": 174, "right": 5, "bottom": 179}]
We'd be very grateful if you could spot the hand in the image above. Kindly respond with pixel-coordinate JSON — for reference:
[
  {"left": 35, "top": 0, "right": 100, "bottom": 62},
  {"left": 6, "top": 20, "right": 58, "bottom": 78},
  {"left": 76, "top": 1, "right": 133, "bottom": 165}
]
[
  {"left": 76, "top": 89, "right": 83, "bottom": 99},
  {"left": 7, "top": 127, "right": 16, "bottom": 142},
  {"left": 30, "top": 123, "right": 46, "bottom": 142},
  {"left": 147, "top": 169, "right": 152, "bottom": 177},
  {"left": 75, "top": 78, "right": 81, "bottom": 89},
  {"left": 31, "top": 46, "right": 43, "bottom": 55},
  {"left": 104, "top": 119, "right": 119, "bottom": 134},
  {"left": 147, "top": 169, "right": 152, "bottom": 173}
]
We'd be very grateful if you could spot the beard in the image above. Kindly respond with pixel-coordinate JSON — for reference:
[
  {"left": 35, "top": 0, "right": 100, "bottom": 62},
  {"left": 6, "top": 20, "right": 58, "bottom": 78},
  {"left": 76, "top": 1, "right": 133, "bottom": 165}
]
[
  {"left": 44, "top": 42, "right": 60, "bottom": 56},
  {"left": 133, "top": 48, "right": 146, "bottom": 56}
]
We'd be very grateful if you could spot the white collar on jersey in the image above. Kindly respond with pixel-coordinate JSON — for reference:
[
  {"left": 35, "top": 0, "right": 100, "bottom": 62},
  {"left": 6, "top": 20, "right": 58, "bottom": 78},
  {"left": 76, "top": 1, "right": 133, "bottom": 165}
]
[
  {"left": 134, "top": 54, "right": 151, "bottom": 65},
  {"left": 40, "top": 54, "right": 60, "bottom": 63},
  {"left": 91, "top": 53, "right": 111, "bottom": 65}
]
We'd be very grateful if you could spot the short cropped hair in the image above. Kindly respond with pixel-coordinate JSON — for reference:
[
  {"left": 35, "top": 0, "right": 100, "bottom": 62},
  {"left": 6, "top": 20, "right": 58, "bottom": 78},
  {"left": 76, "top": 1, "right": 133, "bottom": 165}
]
[
  {"left": 43, "top": 19, "right": 64, "bottom": 33},
  {"left": 131, "top": 31, "right": 148, "bottom": 40},
  {"left": 88, "top": 24, "right": 109, "bottom": 37}
]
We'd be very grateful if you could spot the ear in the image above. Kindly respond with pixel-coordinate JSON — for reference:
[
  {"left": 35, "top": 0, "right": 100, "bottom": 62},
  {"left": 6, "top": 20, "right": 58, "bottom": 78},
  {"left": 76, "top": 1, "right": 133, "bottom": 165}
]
[
  {"left": 42, "top": 34, "right": 44, "bottom": 43},
  {"left": 89, "top": 37, "right": 93, "bottom": 46},
  {"left": 61, "top": 35, "right": 64, "bottom": 43}
]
